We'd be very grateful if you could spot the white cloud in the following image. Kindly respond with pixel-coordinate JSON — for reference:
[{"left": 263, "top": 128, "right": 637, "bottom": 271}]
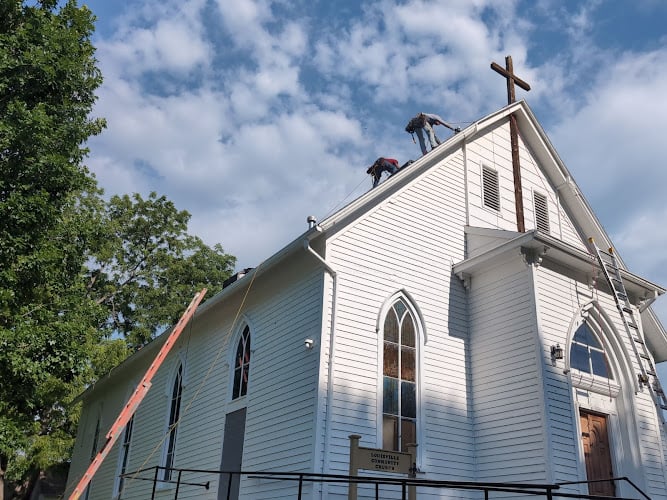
[{"left": 96, "top": 0, "right": 211, "bottom": 77}]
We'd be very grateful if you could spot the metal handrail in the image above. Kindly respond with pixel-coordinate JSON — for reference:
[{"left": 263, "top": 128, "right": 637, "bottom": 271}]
[
  {"left": 120, "top": 466, "right": 650, "bottom": 500},
  {"left": 557, "top": 476, "right": 651, "bottom": 500}
]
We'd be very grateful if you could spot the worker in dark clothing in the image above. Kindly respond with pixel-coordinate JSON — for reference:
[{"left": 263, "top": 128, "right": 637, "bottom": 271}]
[
  {"left": 367, "top": 157, "right": 400, "bottom": 188},
  {"left": 405, "top": 112, "right": 460, "bottom": 155}
]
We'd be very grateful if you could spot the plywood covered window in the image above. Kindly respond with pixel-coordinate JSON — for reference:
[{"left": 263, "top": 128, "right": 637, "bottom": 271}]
[
  {"left": 571, "top": 323, "right": 613, "bottom": 380},
  {"left": 233, "top": 325, "right": 251, "bottom": 399},
  {"left": 482, "top": 165, "right": 500, "bottom": 211},
  {"left": 162, "top": 363, "right": 183, "bottom": 481},
  {"left": 383, "top": 299, "right": 417, "bottom": 452},
  {"left": 534, "top": 191, "right": 550, "bottom": 233}
]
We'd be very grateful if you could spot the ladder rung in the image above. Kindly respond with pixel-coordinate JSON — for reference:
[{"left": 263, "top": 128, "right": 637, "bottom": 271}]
[
  {"left": 640, "top": 353, "right": 650, "bottom": 360},
  {"left": 647, "top": 370, "right": 656, "bottom": 376},
  {"left": 661, "top": 405, "right": 667, "bottom": 411},
  {"left": 633, "top": 337, "right": 644, "bottom": 344},
  {"left": 623, "top": 307, "right": 633, "bottom": 314},
  {"left": 627, "top": 322, "right": 638, "bottom": 330}
]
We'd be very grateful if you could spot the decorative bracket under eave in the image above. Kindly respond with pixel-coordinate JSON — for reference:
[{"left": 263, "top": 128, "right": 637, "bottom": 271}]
[
  {"left": 521, "top": 246, "right": 548, "bottom": 267},
  {"left": 456, "top": 272, "right": 471, "bottom": 290}
]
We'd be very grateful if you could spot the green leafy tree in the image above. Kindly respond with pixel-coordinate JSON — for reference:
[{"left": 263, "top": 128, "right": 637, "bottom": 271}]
[
  {"left": 0, "top": 1, "right": 104, "bottom": 497},
  {"left": 87, "top": 192, "right": 236, "bottom": 348},
  {"left": 0, "top": 2, "right": 237, "bottom": 497}
]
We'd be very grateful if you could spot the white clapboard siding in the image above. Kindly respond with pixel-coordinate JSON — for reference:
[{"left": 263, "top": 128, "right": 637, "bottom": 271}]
[
  {"left": 72, "top": 259, "right": 324, "bottom": 500},
  {"left": 320, "top": 148, "right": 474, "bottom": 492},
  {"left": 236, "top": 265, "right": 324, "bottom": 499},
  {"left": 467, "top": 252, "right": 549, "bottom": 484},
  {"left": 535, "top": 263, "right": 667, "bottom": 498},
  {"left": 465, "top": 119, "right": 586, "bottom": 251}
]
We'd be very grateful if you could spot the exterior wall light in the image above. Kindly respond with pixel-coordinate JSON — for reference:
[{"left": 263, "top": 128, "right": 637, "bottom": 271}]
[{"left": 551, "top": 344, "right": 564, "bottom": 360}]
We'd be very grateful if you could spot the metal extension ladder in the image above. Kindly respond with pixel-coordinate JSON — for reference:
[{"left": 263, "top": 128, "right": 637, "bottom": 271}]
[{"left": 588, "top": 238, "right": 667, "bottom": 424}]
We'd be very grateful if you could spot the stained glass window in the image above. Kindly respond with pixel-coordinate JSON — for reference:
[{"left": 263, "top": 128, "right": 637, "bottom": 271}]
[{"left": 383, "top": 299, "right": 417, "bottom": 452}]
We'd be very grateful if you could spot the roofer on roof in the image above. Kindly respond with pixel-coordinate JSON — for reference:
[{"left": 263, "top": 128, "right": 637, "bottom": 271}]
[
  {"left": 367, "top": 157, "right": 400, "bottom": 188},
  {"left": 405, "top": 112, "right": 460, "bottom": 155}
]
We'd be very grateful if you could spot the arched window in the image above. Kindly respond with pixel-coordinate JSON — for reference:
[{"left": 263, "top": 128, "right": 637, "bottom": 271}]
[
  {"left": 84, "top": 415, "right": 101, "bottom": 500},
  {"left": 232, "top": 326, "right": 251, "bottom": 399},
  {"left": 113, "top": 414, "right": 134, "bottom": 498},
  {"left": 162, "top": 362, "right": 183, "bottom": 481},
  {"left": 382, "top": 299, "right": 417, "bottom": 452},
  {"left": 570, "top": 322, "right": 613, "bottom": 380}
]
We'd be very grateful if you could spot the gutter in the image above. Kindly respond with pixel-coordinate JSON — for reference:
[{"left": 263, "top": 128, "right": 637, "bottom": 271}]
[{"left": 303, "top": 230, "right": 338, "bottom": 487}]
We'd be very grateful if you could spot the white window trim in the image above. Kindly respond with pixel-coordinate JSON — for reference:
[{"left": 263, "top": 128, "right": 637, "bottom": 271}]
[
  {"left": 112, "top": 383, "right": 138, "bottom": 499},
  {"left": 158, "top": 355, "right": 187, "bottom": 489},
  {"left": 375, "top": 290, "right": 425, "bottom": 469},
  {"left": 227, "top": 316, "right": 255, "bottom": 412}
]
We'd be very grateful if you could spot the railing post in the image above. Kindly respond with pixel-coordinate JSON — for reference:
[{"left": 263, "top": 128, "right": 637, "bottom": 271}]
[
  {"left": 298, "top": 473, "right": 303, "bottom": 500},
  {"left": 151, "top": 467, "right": 159, "bottom": 500},
  {"left": 375, "top": 483, "right": 379, "bottom": 500},
  {"left": 348, "top": 435, "right": 361, "bottom": 500},
  {"left": 484, "top": 487, "right": 488, "bottom": 500},
  {"left": 226, "top": 472, "right": 232, "bottom": 500},
  {"left": 407, "top": 443, "right": 417, "bottom": 500},
  {"left": 174, "top": 469, "right": 182, "bottom": 499}
]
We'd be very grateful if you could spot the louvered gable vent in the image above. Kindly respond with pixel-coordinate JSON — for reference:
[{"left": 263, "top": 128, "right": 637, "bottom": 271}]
[
  {"left": 482, "top": 166, "right": 500, "bottom": 211},
  {"left": 534, "top": 191, "right": 550, "bottom": 233}
]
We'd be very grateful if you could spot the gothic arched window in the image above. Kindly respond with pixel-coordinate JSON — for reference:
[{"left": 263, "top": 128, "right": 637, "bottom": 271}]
[
  {"left": 162, "top": 362, "right": 183, "bottom": 481},
  {"left": 233, "top": 325, "right": 251, "bottom": 399},
  {"left": 382, "top": 299, "right": 417, "bottom": 452},
  {"left": 570, "top": 322, "right": 613, "bottom": 380}
]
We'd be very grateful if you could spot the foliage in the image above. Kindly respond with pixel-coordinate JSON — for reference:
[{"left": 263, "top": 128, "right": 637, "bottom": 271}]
[
  {"left": 0, "top": 1, "right": 105, "bottom": 497},
  {"left": 0, "top": 2, "right": 237, "bottom": 497},
  {"left": 87, "top": 192, "right": 236, "bottom": 347}
]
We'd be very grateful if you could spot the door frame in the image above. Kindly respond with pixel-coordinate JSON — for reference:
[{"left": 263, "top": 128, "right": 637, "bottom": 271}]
[{"left": 578, "top": 408, "right": 616, "bottom": 496}]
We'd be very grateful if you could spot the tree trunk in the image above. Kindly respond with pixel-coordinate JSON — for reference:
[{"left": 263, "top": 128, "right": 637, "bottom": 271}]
[{"left": 0, "top": 453, "right": 7, "bottom": 500}]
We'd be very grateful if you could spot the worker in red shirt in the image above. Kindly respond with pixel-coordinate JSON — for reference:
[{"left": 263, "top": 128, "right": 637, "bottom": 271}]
[{"left": 367, "top": 157, "right": 400, "bottom": 188}]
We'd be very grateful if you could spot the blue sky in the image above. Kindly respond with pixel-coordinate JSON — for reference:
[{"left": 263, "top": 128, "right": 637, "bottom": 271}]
[{"left": 79, "top": 0, "right": 667, "bottom": 374}]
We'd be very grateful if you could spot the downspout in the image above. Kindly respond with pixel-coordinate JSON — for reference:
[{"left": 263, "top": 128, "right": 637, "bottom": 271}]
[{"left": 303, "top": 235, "right": 338, "bottom": 494}]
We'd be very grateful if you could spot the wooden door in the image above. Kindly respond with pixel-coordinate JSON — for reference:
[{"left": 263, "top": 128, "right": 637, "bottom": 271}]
[{"left": 580, "top": 410, "right": 615, "bottom": 496}]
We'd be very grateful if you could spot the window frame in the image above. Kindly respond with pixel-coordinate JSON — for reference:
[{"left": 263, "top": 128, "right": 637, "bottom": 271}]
[
  {"left": 159, "top": 358, "right": 185, "bottom": 486},
  {"left": 84, "top": 410, "right": 102, "bottom": 500},
  {"left": 113, "top": 384, "right": 137, "bottom": 499},
  {"left": 112, "top": 414, "right": 135, "bottom": 498},
  {"left": 227, "top": 320, "right": 253, "bottom": 412},
  {"left": 376, "top": 292, "right": 425, "bottom": 463},
  {"left": 567, "top": 317, "right": 619, "bottom": 396},
  {"left": 232, "top": 325, "right": 251, "bottom": 400}
]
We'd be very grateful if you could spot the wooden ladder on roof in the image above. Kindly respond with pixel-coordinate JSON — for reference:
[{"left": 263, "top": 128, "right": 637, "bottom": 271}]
[{"left": 588, "top": 238, "right": 667, "bottom": 425}]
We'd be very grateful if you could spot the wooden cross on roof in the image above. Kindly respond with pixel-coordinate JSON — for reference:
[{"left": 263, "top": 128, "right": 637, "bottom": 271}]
[
  {"left": 491, "top": 55, "right": 531, "bottom": 104},
  {"left": 490, "top": 55, "right": 531, "bottom": 232}
]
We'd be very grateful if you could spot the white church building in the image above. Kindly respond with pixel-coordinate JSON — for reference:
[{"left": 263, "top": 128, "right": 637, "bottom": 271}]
[{"left": 66, "top": 100, "right": 667, "bottom": 499}]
